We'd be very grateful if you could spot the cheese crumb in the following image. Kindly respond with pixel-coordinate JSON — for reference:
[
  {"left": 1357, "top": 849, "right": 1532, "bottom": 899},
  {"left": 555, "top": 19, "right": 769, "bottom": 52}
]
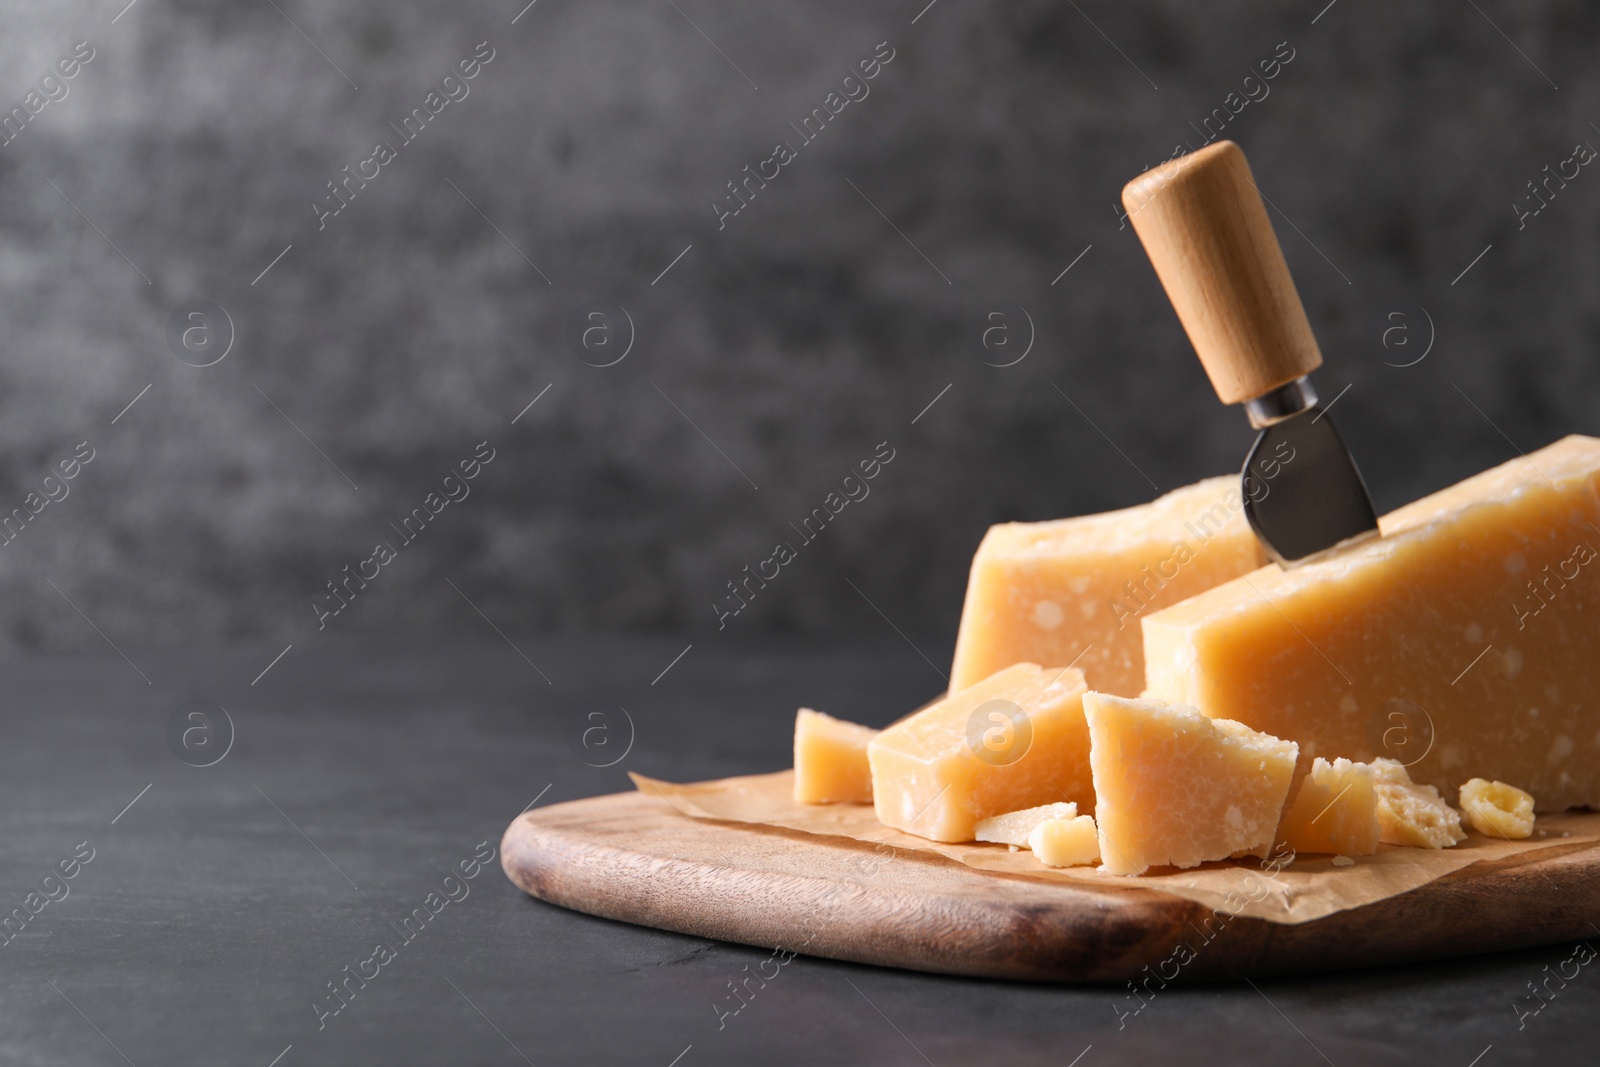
[
  {"left": 1371, "top": 759, "right": 1466, "bottom": 848},
  {"left": 1027, "top": 815, "right": 1100, "bottom": 868},
  {"left": 1458, "top": 778, "right": 1536, "bottom": 839},
  {"left": 1331, "top": 855, "right": 1355, "bottom": 867}
]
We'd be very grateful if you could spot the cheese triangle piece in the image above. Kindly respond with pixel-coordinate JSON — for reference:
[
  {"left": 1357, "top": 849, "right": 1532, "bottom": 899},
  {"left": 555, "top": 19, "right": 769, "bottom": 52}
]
[
  {"left": 1275, "top": 757, "right": 1381, "bottom": 856},
  {"left": 868, "top": 663, "right": 1092, "bottom": 842},
  {"left": 793, "top": 708, "right": 877, "bottom": 804},
  {"left": 1083, "top": 691, "right": 1298, "bottom": 876}
]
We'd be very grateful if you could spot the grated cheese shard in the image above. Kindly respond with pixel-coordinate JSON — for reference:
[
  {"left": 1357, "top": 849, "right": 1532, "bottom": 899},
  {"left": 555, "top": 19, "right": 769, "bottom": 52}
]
[
  {"left": 949, "top": 476, "right": 1264, "bottom": 696},
  {"left": 1028, "top": 816, "right": 1100, "bottom": 868},
  {"left": 1143, "top": 436, "right": 1600, "bottom": 811},
  {"left": 974, "top": 802, "right": 1078, "bottom": 846},
  {"left": 1275, "top": 757, "right": 1381, "bottom": 856},
  {"left": 1083, "top": 691, "right": 1298, "bottom": 876},
  {"left": 1372, "top": 759, "right": 1466, "bottom": 849},
  {"left": 867, "top": 663, "right": 1092, "bottom": 843},
  {"left": 1459, "top": 778, "right": 1536, "bottom": 839},
  {"left": 792, "top": 708, "right": 877, "bottom": 804}
]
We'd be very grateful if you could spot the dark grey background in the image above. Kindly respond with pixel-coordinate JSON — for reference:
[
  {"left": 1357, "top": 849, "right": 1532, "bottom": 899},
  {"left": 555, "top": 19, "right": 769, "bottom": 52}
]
[{"left": 1, "top": 0, "right": 1595, "bottom": 652}]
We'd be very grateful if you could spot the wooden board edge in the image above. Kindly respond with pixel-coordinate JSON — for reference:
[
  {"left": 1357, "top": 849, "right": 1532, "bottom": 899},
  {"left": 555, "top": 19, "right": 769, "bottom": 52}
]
[{"left": 501, "top": 795, "right": 1600, "bottom": 984}]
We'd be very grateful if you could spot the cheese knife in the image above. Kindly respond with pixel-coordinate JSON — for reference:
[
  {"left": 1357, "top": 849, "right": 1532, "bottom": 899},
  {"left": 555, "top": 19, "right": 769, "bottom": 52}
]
[{"left": 1121, "top": 139, "right": 1379, "bottom": 567}]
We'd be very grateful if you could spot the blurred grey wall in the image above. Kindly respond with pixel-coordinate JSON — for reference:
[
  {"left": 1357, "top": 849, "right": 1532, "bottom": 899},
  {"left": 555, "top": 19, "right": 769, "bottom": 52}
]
[{"left": 0, "top": 0, "right": 1596, "bottom": 652}]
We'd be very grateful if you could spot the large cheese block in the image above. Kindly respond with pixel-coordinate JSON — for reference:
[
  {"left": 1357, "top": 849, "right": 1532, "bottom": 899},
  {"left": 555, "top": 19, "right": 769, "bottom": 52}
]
[
  {"left": 1083, "top": 691, "right": 1298, "bottom": 876},
  {"left": 950, "top": 476, "right": 1264, "bottom": 696},
  {"left": 1143, "top": 435, "right": 1600, "bottom": 811},
  {"left": 867, "top": 663, "right": 1092, "bottom": 842}
]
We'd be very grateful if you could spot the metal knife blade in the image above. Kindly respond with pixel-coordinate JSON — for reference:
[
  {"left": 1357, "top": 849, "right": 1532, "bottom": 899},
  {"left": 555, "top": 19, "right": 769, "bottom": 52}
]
[{"left": 1242, "top": 392, "right": 1379, "bottom": 566}]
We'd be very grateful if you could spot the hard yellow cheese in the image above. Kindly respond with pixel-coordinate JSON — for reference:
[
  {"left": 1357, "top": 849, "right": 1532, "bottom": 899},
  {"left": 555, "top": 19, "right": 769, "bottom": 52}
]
[
  {"left": 1143, "top": 436, "right": 1600, "bottom": 811},
  {"left": 1275, "top": 757, "right": 1381, "bottom": 856},
  {"left": 1373, "top": 758, "right": 1465, "bottom": 849},
  {"left": 792, "top": 708, "right": 877, "bottom": 804},
  {"left": 974, "top": 802, "right": 1078, "bottom": 846},
  {"left": 867, "top": 663, "right": 1091, "bottom": 842},
  {"left": 1083, "top": 691, "right": 1298, "bottom": 876},
  {"left": 1459, "top": 777, "right": 1535, "bottom": 839},
  {"left": 1028, "top": 816, "right": 1100, "bottom": 868},
  {"left": 950, "top": 476, "right": 1264, "bottom": 696}
]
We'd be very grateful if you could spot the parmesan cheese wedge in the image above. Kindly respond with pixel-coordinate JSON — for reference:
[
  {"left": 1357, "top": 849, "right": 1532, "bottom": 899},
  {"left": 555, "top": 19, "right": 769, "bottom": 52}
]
[
  {"left": 1143, "top": 435, "right": 1600, "bottom": 811},
  {"left": 1372, "top": 758, "right": 1466, "bottom": 849},
  {"left": 974, "top": 802, "right": 1079, "bottom": 846},
  {"left": 793, "top": 708, "right": 877, "bottom": 804},
  {"left": 1083, "top": 691, "right": 1298, "bottom": 876},
  {"left": 867, "top": 663, "right": 1091, "bottom": 842},
  {"left": 949, "top": 476, "right": 1264, "bottom": 696},
  {"left": 1275, "top": 757, "right": 1381, "bottom": 856}
]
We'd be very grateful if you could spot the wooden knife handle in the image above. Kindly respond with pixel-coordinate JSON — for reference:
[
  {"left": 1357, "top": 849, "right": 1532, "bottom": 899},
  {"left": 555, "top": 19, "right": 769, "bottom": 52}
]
[{"left": 1121, "top": 141, "right": 1322, "bottom": 405}]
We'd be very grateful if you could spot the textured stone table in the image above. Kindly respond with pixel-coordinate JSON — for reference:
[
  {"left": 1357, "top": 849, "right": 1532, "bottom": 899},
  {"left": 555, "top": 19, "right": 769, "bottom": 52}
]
[{"left": 5, "top": 634, "right": 1593, "bottom": 1065}]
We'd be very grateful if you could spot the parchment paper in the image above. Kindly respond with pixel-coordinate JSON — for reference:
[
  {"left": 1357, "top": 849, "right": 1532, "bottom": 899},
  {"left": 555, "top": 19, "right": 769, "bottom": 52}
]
[{"left": 631, "top": 770, "right": 1600, "bottom": 925}]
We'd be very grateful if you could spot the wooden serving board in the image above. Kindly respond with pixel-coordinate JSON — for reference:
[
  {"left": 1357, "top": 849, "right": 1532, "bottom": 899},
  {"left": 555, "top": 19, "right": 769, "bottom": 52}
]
[{"left": 501, "top": 790, "right": 1600, "bottom": 983}]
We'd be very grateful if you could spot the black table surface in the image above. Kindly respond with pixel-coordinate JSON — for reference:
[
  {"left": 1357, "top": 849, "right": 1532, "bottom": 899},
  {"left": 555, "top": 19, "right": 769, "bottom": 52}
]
[{"left": 6, "top": 632, "right": 1596, "bottom": 1066}]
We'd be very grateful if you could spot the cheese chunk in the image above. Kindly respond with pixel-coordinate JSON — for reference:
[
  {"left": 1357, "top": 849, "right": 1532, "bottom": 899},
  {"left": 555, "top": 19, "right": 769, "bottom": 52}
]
[
  {"left": 975, "top": 802, "right": 1078, "bottom": 846},
  {"left": 1459, "top": 778, "right": 1536, "bottom": 839},
  {"left": 1084, "top": 692, "right": 1298, "bottom": 876},
  {"left": 1275, "top": 757, "right": 1381, "bottom": 856},
  {"left": 949, "top": 476, "right": 1264, "bottom": 696},
  {"left": 1028, "top": 816, "right": 1100, "bottom": 867},
  {"left": 792, "top": 708, "right": 877, "bottom": 804},
  {"left": 1372, "top": 758, "right": 1466, "bottom": 849},
  {"left": 867, "top": 663, "right": 1091, "bottom": 842},
  {"left": 1144, "top": 436, "right": 1600, "bottom": 811}
]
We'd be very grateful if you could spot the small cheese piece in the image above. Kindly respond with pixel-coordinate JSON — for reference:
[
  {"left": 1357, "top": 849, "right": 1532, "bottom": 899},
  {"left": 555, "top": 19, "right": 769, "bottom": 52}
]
[
  {"left": 1372, "top": 759, "right": 1466, "bottom": 848},
  {"left": 975, "top": 802, "right": 1078, "bottom": 846},
  {"left": 792, "top": 708, "right": 877, "bottom": 804},
  {"left": 1084, "top": 692, "right": 1298, "bottom": 876},
  {"left": 1143, "top": 436, "right": 1600, "bottom": 811},
  {"left": 867, "top": 663, "right": 1091, "bottom": 842},
  {"left": 1459, "top": 778, "right": 1536, "bottom": 839},
  {"left": 949, "top": 476, "right": 1264, "bottom": 696},
  {"left": 1275, "top": 757, "right": 1381, "bottom": 856},
  {"left": 1028, "top": 816, "right": 1100, "bottom": 868}
]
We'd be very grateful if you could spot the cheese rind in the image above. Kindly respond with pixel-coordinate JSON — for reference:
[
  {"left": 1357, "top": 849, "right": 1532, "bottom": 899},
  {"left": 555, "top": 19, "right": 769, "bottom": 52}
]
[
  {"left": 867, "top": 663, "right": 1092, "bottom": 842},
  {"left": 1083, "top": 691, "right": 1298, "bottom": 876},
  {"left": 1372, "top": 759, "right": 1466, "bottom": 849},
  {"left": 1275, "top": 757, "right": 1381, "bottom": 856},
  {"left": 1143, "top": 435, "right": 1600, "bottom": 811},
  {"left": 1459, "top": 778, "right": 1535, "bottom": 839},
  {"left": 793, "top": 708, "right": 877, "bottom": 804},
  {"left": 1028, "top": 816, "right": 1100, "bottom": 867},
  {"left": 949, "top": 476, "right": 1264, "bottom": 696}
]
